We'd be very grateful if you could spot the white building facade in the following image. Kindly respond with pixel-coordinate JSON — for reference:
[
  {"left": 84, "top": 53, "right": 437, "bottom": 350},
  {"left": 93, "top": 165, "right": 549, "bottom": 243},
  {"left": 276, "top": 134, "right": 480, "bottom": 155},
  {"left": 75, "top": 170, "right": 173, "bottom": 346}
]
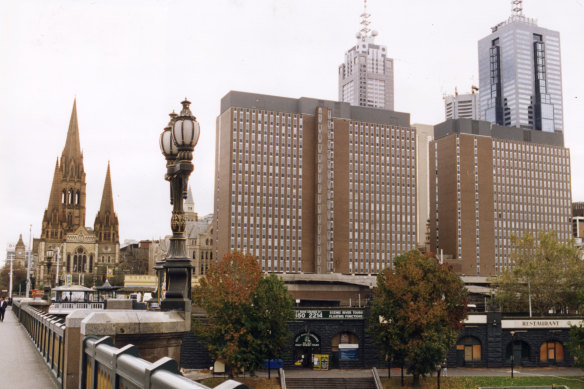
[
  {"left": 445, "top": 91, "right": 479, "bottom": 120},
  {"left": 338, "top": 2, "right": 394, "bottom": 110}
]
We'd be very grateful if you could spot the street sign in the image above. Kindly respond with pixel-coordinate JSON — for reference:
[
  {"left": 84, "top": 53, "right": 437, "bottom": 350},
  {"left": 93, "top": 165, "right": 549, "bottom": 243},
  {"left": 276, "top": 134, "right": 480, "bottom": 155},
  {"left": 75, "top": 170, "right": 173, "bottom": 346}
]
[{"left": 32, "top": 289, "right": 44, "bottom": 298}]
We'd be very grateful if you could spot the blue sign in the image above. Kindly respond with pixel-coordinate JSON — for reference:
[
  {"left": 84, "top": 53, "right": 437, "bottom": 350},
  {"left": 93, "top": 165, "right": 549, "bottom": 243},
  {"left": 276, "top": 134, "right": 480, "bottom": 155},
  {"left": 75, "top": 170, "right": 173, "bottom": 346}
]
[
  {"left": 263, "top": 359, "right": 283, "bottom": 369},
  {"left": 339, "top": 344, "right": 359, "bottom": 361}
]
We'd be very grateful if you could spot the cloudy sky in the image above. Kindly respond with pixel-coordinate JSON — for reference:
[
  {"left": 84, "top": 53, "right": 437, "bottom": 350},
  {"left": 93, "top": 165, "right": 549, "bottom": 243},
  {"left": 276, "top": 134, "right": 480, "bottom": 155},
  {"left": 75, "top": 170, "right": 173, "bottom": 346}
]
[{"left": 1, "top": 0, "right": 583, "bottom": 263}]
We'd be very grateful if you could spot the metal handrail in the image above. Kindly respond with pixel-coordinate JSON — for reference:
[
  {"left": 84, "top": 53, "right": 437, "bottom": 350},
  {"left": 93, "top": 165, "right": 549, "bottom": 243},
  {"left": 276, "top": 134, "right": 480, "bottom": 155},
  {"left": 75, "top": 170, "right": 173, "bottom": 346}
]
[
  {"left": 81, "top": 336, "right": 249, "bottom": 389},
  {"left": 371, "top": 367, "right": 383, "bottom": 389},
  {"left": 14, "top": 302, "right": 66, "bottom": 388},
  {"left": 279, "top": 368, "right": 286, "bottom": 389}
]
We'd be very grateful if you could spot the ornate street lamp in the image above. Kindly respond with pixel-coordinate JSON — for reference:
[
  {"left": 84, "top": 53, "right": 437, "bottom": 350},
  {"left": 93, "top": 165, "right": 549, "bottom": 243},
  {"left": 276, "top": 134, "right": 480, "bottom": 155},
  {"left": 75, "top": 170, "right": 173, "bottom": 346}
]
[
  {"left": 159, "top": 99, "right": 199, "bottom": 311},
  {"left": 45, "top": 249, "right": 54, "bottom": 288}
]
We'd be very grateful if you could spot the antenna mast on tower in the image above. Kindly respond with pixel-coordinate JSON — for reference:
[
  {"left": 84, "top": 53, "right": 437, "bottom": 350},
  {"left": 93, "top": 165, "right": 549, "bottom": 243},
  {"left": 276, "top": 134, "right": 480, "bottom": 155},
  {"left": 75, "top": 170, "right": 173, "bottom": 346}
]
[
  {"left": 359, "top": 0, "right": 372, "bottom": 39},
  {"left": 356, "top": 0, "right": 378, "bottom": 41},
  {"left": 511, "top": 0, "right": 523, "bottom": 16}
]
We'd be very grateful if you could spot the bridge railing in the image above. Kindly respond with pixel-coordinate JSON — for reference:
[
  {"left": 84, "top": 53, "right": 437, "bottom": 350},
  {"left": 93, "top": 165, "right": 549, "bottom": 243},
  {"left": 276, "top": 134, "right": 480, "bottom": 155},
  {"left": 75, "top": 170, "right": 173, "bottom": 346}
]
[
  {"left": 49, "top": 302, "right": 105, "bottom": 314},
  {"left": 14, "top": 301, "right": 66, "bottom": 388},
  {"left": 81, "top": 336, "right": 248, "bottom": 389}
]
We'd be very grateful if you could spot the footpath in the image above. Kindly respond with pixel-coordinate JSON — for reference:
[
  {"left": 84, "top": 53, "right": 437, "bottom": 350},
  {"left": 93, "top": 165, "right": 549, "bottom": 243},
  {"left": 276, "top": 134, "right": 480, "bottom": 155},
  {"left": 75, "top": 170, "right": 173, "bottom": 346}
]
[
  {"left": 185, "top": 366, "right": 584, "bottom": 381},
  {"left": 0, "top": 307, "right": 57, "bottom": 389}
]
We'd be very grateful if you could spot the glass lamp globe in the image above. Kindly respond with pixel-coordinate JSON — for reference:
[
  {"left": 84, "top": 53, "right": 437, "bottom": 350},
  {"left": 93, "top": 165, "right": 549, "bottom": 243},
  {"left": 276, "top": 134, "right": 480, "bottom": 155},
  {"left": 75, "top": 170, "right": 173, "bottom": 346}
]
[
  {"left": 172, "top": 99, "right": 200, "bottom": 149},
  {"left": 160, "top": 125, "right": 178, "bottom": 159}
]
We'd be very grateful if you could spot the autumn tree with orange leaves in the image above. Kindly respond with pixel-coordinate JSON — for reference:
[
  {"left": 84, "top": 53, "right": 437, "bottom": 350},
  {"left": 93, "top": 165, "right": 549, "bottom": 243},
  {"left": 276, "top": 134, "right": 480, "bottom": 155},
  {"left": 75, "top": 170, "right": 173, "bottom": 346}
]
[
  {"left": 369, "top": 250, "right": 468, "bottom": 386},
  {"left": 193, "top": 251, "right": 294, "bottom": 377}
]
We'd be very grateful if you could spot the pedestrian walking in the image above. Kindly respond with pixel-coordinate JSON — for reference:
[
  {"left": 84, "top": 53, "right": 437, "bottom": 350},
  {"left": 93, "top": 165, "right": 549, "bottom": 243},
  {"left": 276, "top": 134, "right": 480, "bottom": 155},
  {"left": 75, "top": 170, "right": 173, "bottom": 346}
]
[
  {"left": 441, "top": 361, "right": 447, "bottom": 377},
  {"left": 0, "top": 297, "right": 6, "bottom": 322}
]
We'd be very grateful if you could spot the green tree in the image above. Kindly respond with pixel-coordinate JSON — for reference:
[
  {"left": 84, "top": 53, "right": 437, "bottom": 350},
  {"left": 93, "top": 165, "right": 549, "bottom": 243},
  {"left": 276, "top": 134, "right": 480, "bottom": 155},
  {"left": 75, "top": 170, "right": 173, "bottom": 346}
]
[
  {"left": 248, "top": 274, "right": 294, "bottom": 378},
  {"left": 193, "top": 251, "right": 293, "bottom": 377},
  {"left": 568, "top": 324, "right": 584, "bottom": 370},
  {"left": 0, "top": 263, "right": 27, "bottom": 295},
  {"left": 369, "top": 250, "right": 468, "bottom": 386},
  {"left": 494, "top": 231, "right": 583, "bottom": 315}
]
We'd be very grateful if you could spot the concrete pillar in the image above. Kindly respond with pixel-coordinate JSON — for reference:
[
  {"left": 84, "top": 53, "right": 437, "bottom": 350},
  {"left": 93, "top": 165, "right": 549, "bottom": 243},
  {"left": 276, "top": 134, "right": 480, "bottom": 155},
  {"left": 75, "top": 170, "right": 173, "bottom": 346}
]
[
  {"left": 487, "top": 312, "right": 503, "bottom": 367},
  {"left": 80, "top": 310, "right": 191, "bottom": 365},
  {"left": 64, "top": 310, "right": 93, "bottom": 389},
  {"left": 21, "top": 299, "right": 51, "bottom": 313}
]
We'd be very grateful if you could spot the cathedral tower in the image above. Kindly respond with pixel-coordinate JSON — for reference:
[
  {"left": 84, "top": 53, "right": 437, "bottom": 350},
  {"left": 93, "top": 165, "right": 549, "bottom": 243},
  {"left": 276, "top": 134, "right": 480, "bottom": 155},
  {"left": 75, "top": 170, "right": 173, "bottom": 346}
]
[
  {"left": 41, "top": 99, "right": 87, "bottom": 242},
  {"left": 94, "top": 162, "right": 119, "bottom": 244},
  {"left": 184, "top": 186, "right": 198, "bottom": 223},
  {"left": 14, "top": 234, "right": 26, "bottom": 268},
  {"left": 94, "top": 162, "right": 120, "bottom": 266}
]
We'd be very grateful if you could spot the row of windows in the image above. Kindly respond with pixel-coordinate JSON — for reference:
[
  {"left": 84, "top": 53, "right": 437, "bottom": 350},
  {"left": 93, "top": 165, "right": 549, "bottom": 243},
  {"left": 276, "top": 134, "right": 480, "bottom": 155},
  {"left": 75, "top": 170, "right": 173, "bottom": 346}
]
[
  {"left": 233, "top": 109, "right": 303, "bottom": 127},
  {"left": 493, "top": 139, "right": 568, "bottom": 157}
]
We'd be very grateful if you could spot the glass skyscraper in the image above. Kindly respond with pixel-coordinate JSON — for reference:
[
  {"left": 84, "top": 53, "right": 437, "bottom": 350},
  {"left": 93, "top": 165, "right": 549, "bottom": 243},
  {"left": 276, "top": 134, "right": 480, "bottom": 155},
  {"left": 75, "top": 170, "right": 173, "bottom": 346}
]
[{"left": 478, "top": 7, "right": 563, "bottom": 133}]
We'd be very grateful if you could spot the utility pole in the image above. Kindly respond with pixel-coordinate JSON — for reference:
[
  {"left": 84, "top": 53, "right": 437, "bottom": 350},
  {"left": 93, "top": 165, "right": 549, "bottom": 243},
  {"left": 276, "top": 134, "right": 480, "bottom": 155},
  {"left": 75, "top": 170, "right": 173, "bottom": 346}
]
[
  {"left": 25, "top": 224, "right": 32, "bottom": 298},
  {"left": 9, "top": 255, "right": 13, "bottom": 299}
]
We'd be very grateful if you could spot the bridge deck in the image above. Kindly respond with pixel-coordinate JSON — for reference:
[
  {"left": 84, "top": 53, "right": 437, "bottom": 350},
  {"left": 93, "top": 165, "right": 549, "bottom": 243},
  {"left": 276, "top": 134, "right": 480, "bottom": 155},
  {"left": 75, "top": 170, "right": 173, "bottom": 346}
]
[{"left": 1, "top": 307, "right": 57, "bottom": 388}]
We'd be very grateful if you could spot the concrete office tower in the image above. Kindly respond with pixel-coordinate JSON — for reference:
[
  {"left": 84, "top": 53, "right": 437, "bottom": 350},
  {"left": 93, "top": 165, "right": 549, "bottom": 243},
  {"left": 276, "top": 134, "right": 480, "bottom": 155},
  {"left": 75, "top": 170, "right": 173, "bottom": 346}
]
[
  {"left": 413, "top": 123, "right": 434, "bottom": 250},
  {"left": 573, "top": 202, "right": 584, "bottom": 248},
  {"left": 444, "top": 88, "right": 479, "bottom": 120},
  {"left": 430, "top": 119, "right": 572, "bottom": 276},
  {"left": 338, "top": 1, "right": 394, "bottom": 110},
  {"left": 478, "top": 1, "right": 563, "bottom": 133},
  {"left": 215, "top": 91, "right": 417, "bottom": 275}
]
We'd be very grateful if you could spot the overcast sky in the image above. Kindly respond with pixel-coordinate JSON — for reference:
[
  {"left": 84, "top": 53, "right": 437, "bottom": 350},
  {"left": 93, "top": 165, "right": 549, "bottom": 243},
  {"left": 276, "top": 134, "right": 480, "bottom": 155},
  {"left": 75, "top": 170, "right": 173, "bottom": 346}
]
[{"left": 1, "top": 0, "right": 583, "bottom": 263}]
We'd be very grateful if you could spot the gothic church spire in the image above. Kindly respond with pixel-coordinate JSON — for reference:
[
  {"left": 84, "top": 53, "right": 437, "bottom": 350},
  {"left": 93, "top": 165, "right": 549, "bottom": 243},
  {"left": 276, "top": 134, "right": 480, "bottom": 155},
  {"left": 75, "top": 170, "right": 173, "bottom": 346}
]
[
  {"left": 94, "top": 162, "right": 119, "bottom": 244},
  {"left": 62, "top": 98, "right": 82, "bottom": 161},
  {"left": 98, "top": 161, "right": 115, "bottom": 214},
  {"left": 41, "top": 99, "right": 87, "bottom": 241}
]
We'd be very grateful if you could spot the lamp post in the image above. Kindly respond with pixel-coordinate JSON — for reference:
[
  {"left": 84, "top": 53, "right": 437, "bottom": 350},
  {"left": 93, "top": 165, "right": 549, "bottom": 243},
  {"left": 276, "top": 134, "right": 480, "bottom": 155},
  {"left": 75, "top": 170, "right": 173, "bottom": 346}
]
[
  {"left": 159, "top": 99, "right": 199, "bottom": 312},
  {"left": 8, "top": 255, "right": 13, "bottom": 299},
  {"left": 153, "top": 259, "right": 165, "bottom": 308},
  {"left": 510, "top": 330, "right": 515, "bottom": 379},
  {"left": 25, "top": 224, "right": 32, "bottom": 298},
  {"left": 45, "top": 249, "right": 54, "bottom": 288}
]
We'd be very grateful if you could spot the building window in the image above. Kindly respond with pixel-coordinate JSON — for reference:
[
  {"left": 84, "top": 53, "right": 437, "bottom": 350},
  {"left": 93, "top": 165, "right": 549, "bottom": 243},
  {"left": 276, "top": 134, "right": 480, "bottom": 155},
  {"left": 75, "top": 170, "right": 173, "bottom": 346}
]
[
  {"left": 539, "top": 341, "right": 564, "bottom": 363},
  {"left": 456, "top": 336, "right": 482, "bottom": 363}
]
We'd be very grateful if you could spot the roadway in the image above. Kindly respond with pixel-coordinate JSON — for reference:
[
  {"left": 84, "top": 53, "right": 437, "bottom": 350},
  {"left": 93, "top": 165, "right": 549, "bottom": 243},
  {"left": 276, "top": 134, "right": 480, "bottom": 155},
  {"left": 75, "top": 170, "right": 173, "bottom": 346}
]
[{"left": 0, "top": 306, "right": 57, "bottom": 389}]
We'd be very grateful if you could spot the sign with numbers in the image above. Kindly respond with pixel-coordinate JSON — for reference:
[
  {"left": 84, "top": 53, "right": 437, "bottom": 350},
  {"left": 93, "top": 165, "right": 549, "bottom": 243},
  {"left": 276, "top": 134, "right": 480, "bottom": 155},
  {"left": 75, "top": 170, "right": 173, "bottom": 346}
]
[{"left": 295, "top": 309, "right": 364, "bottom": 320}]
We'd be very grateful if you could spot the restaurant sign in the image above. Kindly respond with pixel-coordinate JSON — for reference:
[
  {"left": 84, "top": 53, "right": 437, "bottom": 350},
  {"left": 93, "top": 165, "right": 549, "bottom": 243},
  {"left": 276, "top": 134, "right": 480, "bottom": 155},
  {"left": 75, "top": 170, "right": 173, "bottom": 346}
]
[
  {"left": 295, "top": 309, "right": 364, "bottom": 320},
  {"left": 502, "top": 319, "right": 583, "bottom": 329}
]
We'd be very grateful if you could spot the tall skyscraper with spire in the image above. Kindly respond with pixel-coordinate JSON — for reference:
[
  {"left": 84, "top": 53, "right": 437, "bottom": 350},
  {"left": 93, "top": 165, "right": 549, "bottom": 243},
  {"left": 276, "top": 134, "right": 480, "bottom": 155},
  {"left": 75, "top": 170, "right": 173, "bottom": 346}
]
[
  {"left": 36, "top": 100, "right": 120, "bottom": 285},
  {"left": 338, "top": 0, "right": 394, "bottom": 110},
  {"left": 478, "top": 0, "right": 563, "bottom": 133}
]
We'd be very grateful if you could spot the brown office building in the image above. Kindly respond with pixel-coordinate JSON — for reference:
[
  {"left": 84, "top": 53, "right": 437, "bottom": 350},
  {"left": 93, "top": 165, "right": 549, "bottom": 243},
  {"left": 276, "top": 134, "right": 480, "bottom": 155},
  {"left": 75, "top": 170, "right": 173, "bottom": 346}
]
[
  {"left": 214, "top": 91, "right": 417, "bottom": 275},
  {"left": 430, "top": 119, "right": 572, "bottom": 276}
]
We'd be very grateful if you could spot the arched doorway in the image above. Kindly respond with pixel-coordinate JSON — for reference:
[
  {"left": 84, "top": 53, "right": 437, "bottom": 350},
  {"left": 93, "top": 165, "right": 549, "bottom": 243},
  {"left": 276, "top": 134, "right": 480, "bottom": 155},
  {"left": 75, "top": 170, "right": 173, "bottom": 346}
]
[
  {"left": 331, "top": 332, "right": 359, "bottom": 368},
  {"left": 540, "top": 341, "right": 564, "bottom": 364},
  {"left": 505, "top": 340, "right": 530, "bottom": 365},
  {"left": 294, "top": 332, "right": 321, "bottom": 368},
  {"left": 456, "top": 336, "right": 482, "bottom": 366}
]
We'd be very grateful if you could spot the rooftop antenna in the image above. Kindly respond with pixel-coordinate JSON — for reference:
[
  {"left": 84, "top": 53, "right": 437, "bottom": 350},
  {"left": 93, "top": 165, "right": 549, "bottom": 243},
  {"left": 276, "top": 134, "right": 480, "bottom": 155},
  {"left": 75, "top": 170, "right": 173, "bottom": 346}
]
[
  {"left": 356, "top": 0, "right": 378, "bottom": 41},
  {"left": 511, "top": 0, "right": 523, "bottom": 16}
]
